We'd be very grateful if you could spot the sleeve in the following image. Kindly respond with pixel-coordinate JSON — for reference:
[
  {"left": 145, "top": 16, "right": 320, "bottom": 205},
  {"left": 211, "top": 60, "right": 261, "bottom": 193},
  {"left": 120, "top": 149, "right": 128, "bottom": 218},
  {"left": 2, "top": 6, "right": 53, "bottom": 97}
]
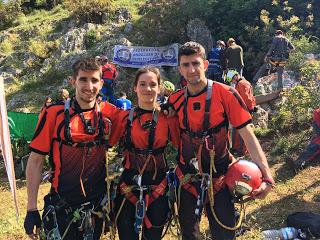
[
  {"left": 167, "top": 116, "right": 180, "bottom": 149},
  {"left": 237, "top": 82, "right": 255, "bottom": 111},
  {"left": 221, "top": 87, "right": 252, "bottom": 129},
  {"left": 313, "top": 108, "right": 320, "bottom": 136},
  {"left": 220, "top": 50, "right": 227, "bottom": 70},
  {"left": 288, "top": 39, "right": 295, "bottom": 50},
  {"left": 29, "top": 108, "right": 56, "bottom": 155},
  {"left": 266, "top": 38, "right": 276, "bottom": 56},
  {"left": 108, "top": 110, "right": 128, "bottom": 147}
]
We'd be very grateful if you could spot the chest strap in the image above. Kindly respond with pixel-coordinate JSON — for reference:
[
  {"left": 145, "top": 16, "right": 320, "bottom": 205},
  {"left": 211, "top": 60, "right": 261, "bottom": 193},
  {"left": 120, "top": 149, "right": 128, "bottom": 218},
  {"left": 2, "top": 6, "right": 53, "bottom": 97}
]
[{"left": 182, "top": 79, "right": 213, "bottom": 137}]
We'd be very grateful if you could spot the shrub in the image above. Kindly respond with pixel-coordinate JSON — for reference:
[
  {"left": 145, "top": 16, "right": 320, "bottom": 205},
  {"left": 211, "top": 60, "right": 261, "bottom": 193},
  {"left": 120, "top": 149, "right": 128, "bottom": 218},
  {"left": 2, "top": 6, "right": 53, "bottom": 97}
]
[
  {"left": 64, "top": 0, "right": 114, "bottom": 24},
  {"left": 0, "top": 0, "right": 23, "bottom": 30},
  {"left": 85, "top": 29, "right": 101, "bottom": 49},
  {"left": 28, "top": 39, "right": 49, "bottom": 59}
]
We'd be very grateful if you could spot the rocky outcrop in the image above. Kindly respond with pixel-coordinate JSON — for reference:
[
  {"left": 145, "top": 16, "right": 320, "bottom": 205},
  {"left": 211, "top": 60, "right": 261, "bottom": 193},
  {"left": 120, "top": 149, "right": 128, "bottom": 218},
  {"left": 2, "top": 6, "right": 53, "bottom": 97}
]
[{"left": 186, "top": 18, "right": 213, "bottom": 53}]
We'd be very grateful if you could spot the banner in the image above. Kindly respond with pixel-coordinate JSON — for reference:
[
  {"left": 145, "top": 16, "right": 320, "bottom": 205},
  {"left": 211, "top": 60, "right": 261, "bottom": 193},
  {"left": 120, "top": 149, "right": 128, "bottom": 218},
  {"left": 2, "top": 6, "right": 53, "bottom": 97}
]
[
  {"left": 8, "top": 111, "right": 38, "bottom": 142},
  {"left": 0, "top": 77, "right": 19, "bottom": 218},
  {"left": 113, "top": 44, "right": 179, "bottom": 68}
]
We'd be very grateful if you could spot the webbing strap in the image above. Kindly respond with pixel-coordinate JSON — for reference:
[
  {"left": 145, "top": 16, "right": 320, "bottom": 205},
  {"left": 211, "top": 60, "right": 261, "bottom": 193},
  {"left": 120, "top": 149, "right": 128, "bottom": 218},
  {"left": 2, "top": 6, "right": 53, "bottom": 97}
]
[
  {"left": 63, "top": 98, "right": 104, "bottom": 144},
  {"left": 119, "top": 177, "right": 167, "bottom": 229},
  {"left": 125, "top": 107, "right": 159, "bottom": 154},
  {"left": 182, "top": 79, "right": 213, "bottom": 136}
]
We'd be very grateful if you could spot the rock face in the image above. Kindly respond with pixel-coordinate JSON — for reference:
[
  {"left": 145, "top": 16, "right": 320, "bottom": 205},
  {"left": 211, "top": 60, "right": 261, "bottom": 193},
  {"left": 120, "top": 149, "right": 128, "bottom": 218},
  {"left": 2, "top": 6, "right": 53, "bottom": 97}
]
[
  {"left": 115, "top": 8, "right": 132, "bottom": 23},
  {"left": 186, "top": 18, "right": 213, "bottom": 53},
  {"left": 252, "top": 106, "right": 269, "bottom": 129},
  {"left": 255, "top": 71, "right": 299, "bottom": 94}
]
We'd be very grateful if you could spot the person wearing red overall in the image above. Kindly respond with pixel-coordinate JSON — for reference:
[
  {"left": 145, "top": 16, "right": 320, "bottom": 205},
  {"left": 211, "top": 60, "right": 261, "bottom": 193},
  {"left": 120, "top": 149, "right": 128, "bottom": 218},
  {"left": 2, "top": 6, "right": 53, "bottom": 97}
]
[
  {"left": 290, "top": 108, "right": 320, "bottom": 171},
  {"left": 101, "top": 56, "right": 118, "bottom": 103},
  {"left": 226, "top": 70, "right": 256, "bottom": 157},
  {"left": 24, "top": 57, "right": 122, "bottom": 240},
  {"left": 108, "top": 67, "right": 180, "bottom": 240},
  {"left": 168, "top": 42, "right": 274, "bottom": 240}
]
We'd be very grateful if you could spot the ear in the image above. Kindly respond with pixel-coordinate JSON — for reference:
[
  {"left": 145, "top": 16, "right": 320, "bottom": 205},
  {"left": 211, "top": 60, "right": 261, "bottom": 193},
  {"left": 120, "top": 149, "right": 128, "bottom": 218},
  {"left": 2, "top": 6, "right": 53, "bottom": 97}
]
[
  {"left": 100, "top": 78, "right": 104, "bottom": 89},
  {"left": 204, "top": 60, "right": 209, "bottom": 71},
  {"left": 134, "top": 86, "right": 137, "bottom": 93},
  {"left": 70, "top": 76, "right": 76, "bottom": 87}
]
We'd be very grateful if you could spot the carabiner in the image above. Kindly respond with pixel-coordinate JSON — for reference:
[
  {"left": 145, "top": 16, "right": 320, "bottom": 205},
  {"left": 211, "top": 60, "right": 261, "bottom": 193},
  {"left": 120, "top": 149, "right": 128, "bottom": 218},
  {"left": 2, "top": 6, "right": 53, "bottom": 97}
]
[{"left": 204, "top": 135, "right": 214, "bottom": 151}]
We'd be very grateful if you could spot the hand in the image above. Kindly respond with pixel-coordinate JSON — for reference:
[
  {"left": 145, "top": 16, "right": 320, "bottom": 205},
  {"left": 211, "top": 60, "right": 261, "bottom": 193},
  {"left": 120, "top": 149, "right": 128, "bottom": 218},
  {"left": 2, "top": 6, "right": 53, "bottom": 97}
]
[
  {"left": 160, "top": 103, "right": 176, "bottom": 117},
  {"left": 24, "top": 210, "right": 41, "bottom": 239},
  {"left": 251, "top": 182, "right": 273, "bottom": 199}
]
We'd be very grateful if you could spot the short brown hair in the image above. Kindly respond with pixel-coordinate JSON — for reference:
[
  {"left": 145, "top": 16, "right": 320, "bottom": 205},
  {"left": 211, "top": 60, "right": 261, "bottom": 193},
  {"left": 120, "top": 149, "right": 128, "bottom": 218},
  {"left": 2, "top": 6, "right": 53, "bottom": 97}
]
[
  {"left": 134, "top": 66, "right": 162, "bottom": 87},
  {"left": 275, "top": 29, "right": 283, "bottom": 35},
  {"left": 72, "top": 57, "right": 102, "bottom": 78},
  {"left": 178, "top": 41, "right": 206, "bottom": 62}
]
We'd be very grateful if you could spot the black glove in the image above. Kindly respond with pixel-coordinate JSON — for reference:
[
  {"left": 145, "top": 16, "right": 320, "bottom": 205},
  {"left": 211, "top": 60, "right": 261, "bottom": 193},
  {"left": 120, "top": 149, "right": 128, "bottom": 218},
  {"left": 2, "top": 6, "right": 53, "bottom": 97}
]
[
  {"left": 160, "top": 102, "right": 174, "bottom": 113},
  {"left": 24, "top": 210, "right": 41, "bottom": 235}
]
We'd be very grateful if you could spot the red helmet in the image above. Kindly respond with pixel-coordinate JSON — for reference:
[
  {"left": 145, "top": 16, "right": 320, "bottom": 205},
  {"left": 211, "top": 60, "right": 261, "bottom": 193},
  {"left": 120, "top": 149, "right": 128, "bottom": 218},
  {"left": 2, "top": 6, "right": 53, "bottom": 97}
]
[{"left": 225, "top": 160, "right": 263, "bottom": 197}]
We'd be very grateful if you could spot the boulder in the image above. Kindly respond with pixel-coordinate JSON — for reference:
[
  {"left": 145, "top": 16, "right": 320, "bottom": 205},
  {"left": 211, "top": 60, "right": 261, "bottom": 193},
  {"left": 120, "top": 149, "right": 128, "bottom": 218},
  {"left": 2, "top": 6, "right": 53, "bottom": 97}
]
[
  {"left": 186, "top": 18, "right": 213, "bottom": 53},
  {"left": 252, "top": 106, "right": 269, "bottom": 129},
  {"left": 115, "top": 8, "right": 132, "bottom": 23}
]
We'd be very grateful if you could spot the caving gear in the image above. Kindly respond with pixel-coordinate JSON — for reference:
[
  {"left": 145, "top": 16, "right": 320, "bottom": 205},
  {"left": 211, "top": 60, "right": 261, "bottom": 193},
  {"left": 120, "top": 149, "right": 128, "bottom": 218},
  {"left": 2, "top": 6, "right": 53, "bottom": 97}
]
[
  {"left": 163, "top": 81, "right": 175, "bottom": 92},
  {"left": 226, "top": 70, "right": 239, "bottom": 83},
  {"left": 225, "top": 160, "right": 263, "bottom": 197}
]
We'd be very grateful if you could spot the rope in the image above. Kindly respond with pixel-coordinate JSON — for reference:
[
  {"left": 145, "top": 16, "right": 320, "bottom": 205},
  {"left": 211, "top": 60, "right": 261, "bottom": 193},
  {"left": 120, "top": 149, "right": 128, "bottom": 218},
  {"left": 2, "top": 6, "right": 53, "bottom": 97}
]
[{"left": 207, "top": 151, "right": 246, "bottom": 231}]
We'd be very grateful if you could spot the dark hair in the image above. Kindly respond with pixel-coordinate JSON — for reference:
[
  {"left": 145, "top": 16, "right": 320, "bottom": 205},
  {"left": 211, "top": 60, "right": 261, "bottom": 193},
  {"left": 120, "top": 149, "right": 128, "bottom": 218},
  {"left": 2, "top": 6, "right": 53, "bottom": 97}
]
[
  {"left": 275, "top": 29, "right": 283, "bottom": 35},
  {"left": 178, "top": 41, "right": 206, "bottom": 62},
  {"left": 134, "top": 66, "right": 161, "bottom": 87},
  {"left": 72, "top": 57, "right": 102, "bottom": 78},
  {"left": 134, "top": 66, "right": 161, "bottom": 111}
]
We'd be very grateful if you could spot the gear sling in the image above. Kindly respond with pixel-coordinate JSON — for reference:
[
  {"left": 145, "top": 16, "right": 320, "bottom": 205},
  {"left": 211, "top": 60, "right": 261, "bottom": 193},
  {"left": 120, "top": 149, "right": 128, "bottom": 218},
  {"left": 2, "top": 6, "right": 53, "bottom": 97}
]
[
  {"left": 176, "top": 80, "right": 246, "bottom": 231},
  {"left": 114, "top": 107, "right": 172, "bottom": 239},
  {"left": 41, "top": 99, "right": 112, "bottom": 240}
]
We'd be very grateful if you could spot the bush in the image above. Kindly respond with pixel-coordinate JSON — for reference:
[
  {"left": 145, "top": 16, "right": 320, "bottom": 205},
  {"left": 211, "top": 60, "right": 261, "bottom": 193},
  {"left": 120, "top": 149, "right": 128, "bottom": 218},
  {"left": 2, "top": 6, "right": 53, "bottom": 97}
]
[
  {"left": 28, "top": 39, "right": 50, "bottom": 59},
  {"left": 85, "top": 29, "right": 101, "bottom": 49},
  {"left": 64, "top": 0, "right": 114, "bottom": 24},
  {"left": 0, "top": 0, "right": 24, "bottom": 30}
]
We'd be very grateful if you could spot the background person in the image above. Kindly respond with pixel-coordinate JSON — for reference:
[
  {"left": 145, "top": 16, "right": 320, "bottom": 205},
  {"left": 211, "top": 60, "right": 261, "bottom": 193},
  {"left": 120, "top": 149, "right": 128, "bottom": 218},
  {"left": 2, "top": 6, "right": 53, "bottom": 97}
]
[
  {"left": 225, "top": 38, "right": 244, "bottom": 76},
  {"left": 264, "top": 30, "right": 295, "bottom": 90},
  {"left": 226, "top": 70, "right": 256, "bottom": 157},
  {"left": 206, "top": 40, "right": 227, "bottom": 83},
  {"left": 100, "top": 56, "right": 118, "bottom": 103},
  {"left": 115, "top": 91, "right": 132, "bottom": 110}
]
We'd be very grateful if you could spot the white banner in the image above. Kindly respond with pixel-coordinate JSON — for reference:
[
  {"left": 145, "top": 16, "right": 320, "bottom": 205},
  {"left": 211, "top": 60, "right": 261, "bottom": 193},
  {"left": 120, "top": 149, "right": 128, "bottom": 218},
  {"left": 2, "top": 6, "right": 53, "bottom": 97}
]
[
  {"left": 113, "top": 44, "right": 179, "bottom": 68},
  {"left": 0, "top": 77, "right": 19, "bottom": 218}
]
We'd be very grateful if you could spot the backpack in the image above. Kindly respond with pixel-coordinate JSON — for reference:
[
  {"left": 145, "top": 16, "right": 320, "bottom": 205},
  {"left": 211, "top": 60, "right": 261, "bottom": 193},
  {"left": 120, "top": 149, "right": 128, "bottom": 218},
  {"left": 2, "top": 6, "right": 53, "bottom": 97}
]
[{"left": 287, "top": 212, "right": 320, "bottom": 238}]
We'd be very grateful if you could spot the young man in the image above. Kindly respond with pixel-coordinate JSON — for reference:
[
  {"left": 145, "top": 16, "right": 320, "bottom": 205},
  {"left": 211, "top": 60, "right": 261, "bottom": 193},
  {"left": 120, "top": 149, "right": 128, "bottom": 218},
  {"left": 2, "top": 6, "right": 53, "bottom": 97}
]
[
  {"left": 226, "top": 70, "right": 256, "bottom": 156},
  {"left": 24, "top": 57, "right": 121, "bottom": 240},
  {"left": 168, "top": 42, "right": 274, "bottom": 240},
  {"left": 264, "top": 30, "right": 295, "bottom": 90}
]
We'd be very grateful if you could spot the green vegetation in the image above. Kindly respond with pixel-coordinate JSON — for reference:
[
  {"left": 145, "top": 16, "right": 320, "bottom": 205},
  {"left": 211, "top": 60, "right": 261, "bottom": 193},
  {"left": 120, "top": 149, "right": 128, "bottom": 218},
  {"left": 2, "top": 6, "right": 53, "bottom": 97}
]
[{"left": 64, "top": 0, "right": 114, "bottom": 23}]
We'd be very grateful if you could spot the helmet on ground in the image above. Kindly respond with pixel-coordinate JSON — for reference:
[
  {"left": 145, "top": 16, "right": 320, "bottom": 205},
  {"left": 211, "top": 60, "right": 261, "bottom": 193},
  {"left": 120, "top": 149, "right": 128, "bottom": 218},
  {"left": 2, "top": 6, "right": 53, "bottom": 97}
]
[
  {"left": 163, "top": 81, "right": 175, "bottom": 92},
  {"left": 226, "top": 70, "right": 239, "bottom": 83},
  {"left": 225, "top": 159, "right": 263, "bottom": 197}
]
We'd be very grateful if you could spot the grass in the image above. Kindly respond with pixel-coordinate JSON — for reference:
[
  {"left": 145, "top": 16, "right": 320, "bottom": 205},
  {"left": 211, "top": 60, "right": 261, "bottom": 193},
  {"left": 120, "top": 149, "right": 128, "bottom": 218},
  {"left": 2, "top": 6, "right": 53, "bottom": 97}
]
[{"left": 1, "top": 145, "right": 319, "bottom": 240}]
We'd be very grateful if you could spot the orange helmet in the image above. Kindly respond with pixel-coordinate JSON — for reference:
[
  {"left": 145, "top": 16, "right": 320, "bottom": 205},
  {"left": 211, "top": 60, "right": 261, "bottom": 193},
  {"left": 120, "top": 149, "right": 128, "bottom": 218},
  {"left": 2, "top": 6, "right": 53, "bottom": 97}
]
[{"left": 225, "top": 160, "right": 263, "bottom": 197}]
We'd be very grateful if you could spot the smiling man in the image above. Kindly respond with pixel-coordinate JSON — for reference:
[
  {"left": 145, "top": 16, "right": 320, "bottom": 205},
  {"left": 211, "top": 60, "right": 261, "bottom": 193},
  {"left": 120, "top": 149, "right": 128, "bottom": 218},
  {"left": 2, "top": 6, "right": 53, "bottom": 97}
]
[
  {"left": 24, "top": 57, "right": 121, "bottom": 240},
  {"left": 168, "top": 42, "right": 274, "bottom": 240}
]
